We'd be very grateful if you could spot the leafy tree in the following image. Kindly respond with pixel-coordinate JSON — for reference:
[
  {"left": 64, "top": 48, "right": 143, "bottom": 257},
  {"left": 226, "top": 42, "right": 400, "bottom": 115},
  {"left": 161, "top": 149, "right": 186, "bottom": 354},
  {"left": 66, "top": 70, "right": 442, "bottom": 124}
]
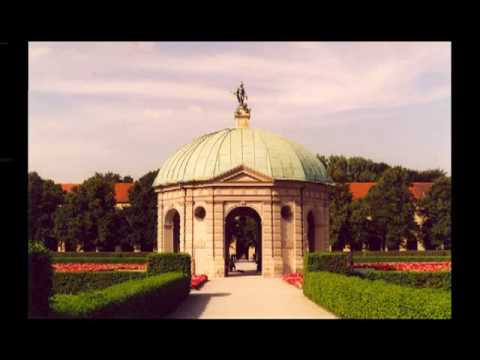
[
  {"left": 53, "top": 173, "right": 117, "bottom": 251},
  {"left": 349, "top": 199, "right": 383, "bottom": 250},
  {"left": 365, "top": 167, "right": 418, "bottom": 250},
  {"left": 124, "top": 170, "right": 159, "bottom": 251},
  {"left": 328, "top": 183, "right": 353, "bottom": 251},
  {"left": 326, "top": 155, "right": 349, "bottom": 183},
  {"left": 28, "top": 172, "right": 65, "bottom": 250},
  {"left": 418, "top": 177, "right": 451, "bottom": 249}
]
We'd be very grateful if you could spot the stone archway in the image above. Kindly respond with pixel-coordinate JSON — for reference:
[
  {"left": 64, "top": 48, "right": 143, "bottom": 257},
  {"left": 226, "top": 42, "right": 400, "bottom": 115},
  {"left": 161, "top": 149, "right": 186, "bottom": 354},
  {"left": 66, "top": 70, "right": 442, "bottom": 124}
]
[
  {"left": 307, "top": 211, "right": 315, "bottom": 252},
  {"left": 224, "top": 206, "right": 262, "bottom": 277},
  {"left": 164, "top": 208, "right": 181, "bottom": 253}
]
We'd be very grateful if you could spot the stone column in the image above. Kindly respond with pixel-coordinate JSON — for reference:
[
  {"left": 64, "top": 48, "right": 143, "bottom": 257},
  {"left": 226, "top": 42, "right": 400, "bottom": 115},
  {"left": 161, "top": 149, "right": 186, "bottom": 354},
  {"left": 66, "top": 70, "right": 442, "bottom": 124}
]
[
  {"left": 262, "top": 200, "right": 274, "bottom": 277},
  {"left": 293, "top": 195, "right": 304, "bottom": 272},
  {"left": 272, "top": 200, "right": 283, "bottom": 276},
  {"left": 213, "top": 201, "right": 225, "bottom": 277}
]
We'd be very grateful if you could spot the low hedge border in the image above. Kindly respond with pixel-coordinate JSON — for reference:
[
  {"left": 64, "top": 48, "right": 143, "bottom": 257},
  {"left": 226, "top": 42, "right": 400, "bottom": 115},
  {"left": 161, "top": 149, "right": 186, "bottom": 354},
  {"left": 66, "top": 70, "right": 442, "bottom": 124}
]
[
  {"left": 53, "top": 271, "right": 148, "bottom": 294},
  {"left": 304, "top": 252, "right": 351, "bottom": 274},
  {"left": 51, "top": 252, "right": 151, "bottom": 258},
  {"left": 147, "top": 253, "right": 191, "bottom": 277},
  {"left": 353, "top": 269, "right": 451, "bottom": 290},
  {"left": 53, "top": 257, "right": 147, "bottom": 264},
  {"left": 50, "top": 272, "right": 190, "bottom": 319},
  {"left": 353, "top": 250, "right": 451, "bottom": 257},
  {"left": 29, "top": 241, "right": 53, "bottom": 318},
  {"left": 303, "top": 271, "right": 451, "bottom": 319},
  {"left": 352, "top": 256, "right": 450, "bottom": 263}
]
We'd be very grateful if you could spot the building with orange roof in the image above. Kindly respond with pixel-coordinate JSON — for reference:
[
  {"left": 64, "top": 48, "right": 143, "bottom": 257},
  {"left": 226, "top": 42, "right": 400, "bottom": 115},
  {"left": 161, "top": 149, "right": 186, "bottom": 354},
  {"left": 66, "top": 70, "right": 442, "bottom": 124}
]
[
  {"left": 59, "top": 182, "right": 134, "bottom": 209},
  {"left": 346, "top": 182, "right": 433, "bottom": 201}
]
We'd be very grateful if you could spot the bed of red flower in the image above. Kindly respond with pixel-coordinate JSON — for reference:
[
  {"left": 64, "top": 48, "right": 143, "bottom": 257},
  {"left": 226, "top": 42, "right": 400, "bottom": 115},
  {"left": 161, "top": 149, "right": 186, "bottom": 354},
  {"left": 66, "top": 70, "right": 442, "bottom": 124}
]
[
  {"left": 53, "top": 263, "right": 146, "bottom": 272},
  {"left": 353, "top": 262, "right": 451, "bottom": 272},
  {"left": 282, "top": 273, "right": 304, "bottom": 288},
  {"left": 191, "top": 275, "right": 208, "bottom": 289}
]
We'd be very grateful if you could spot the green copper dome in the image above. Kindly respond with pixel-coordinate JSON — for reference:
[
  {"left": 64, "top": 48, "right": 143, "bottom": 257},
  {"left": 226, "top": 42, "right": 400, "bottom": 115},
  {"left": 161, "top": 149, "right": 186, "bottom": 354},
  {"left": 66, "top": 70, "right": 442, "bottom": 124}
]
[{"left": 153, "top": 127, "right": 330, "bottom": 187}]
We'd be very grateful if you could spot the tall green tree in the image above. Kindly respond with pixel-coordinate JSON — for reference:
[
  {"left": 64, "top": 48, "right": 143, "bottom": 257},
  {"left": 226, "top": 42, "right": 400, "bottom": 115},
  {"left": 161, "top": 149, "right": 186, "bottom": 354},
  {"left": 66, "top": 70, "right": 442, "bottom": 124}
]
[
  {"left": 418, "top": 177, "right": 451, "bottom": 249},
  {"left": 349, "top": 199, "right": 383, "bottom": 250},
  {"left": 328, "top": 183, "right": 353, "bottom": 251},
  {"left": 124, "top": 170, "right": 159, "bottom": 251},
  {"left": 28, "top": 172, "right": 65, "bottom": 250},
  {"left": 365, "top": 167, "right": 418, "bottom": 250},
  {"left": 53, "top": 173, "right": 117, "bottom": 251}
]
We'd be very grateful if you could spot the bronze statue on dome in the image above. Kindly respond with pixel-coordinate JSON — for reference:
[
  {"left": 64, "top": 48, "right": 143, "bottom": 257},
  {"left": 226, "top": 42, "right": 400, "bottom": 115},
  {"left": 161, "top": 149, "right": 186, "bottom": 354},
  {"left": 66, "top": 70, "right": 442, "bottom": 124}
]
[{"left": 233, "top": 82, "right": 248, "bottom": 108}]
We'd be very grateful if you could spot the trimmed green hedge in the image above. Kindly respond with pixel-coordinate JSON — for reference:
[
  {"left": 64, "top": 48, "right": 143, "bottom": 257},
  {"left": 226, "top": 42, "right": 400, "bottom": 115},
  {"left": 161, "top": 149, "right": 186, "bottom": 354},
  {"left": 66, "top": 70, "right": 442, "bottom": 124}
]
[
  {"left": 28, "top": 241, "right": 54, "bottom": 318},
  {"left": 50, "top": 273, "right": 190, "bottom": 318},
  {"left": 304, "top": 252, "right": 351, "bottom": 274},
  {"left": 353, "top": 250, "right": 451, "bottom": 257},
  {"left": 53, "top": 271, "right": 148, "bottom": 294},
  {"left": 303, "top": 271, "right": 451, "bottom": 319},
  {"left": 147, "top": 253, "right": 191, "bottom": 277},
  {"left": 53, "top": 257, "right": 147, "bottom": 264},
  {"left": 353, "top": 269, "right": 451, "bottom": 290},
  {"left": 51, "top": 252, "right": 151, "bottom": 258},
  {"left": 353, "top": 256, "right": 450, "bottom": 263}
]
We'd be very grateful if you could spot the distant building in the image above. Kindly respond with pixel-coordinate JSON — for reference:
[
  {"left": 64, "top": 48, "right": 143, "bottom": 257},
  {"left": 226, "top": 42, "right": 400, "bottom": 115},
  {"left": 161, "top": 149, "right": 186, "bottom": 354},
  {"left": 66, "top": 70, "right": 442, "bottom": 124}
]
[
  {"left": 346, "top": 182, "right": 434, "bottom": 251},
  {"left": 347, "top": 182, "right": 433, "bottom": 201},
  {"left": 59, "top": 182, "right": 133, "bottom": 209}
]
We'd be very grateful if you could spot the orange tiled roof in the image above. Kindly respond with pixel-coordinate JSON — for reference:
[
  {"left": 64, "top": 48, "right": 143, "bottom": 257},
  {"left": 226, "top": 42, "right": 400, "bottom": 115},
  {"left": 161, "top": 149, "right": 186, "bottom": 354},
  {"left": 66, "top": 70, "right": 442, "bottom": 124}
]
[
  {"left": 114, "top": 183, "right": 133, "bottom": 203},
  {"left": 346, "top": 182, "right": 376, "bottom": 200},
  {"left": 409, "top": 182, "right": 433, "bottom": 200},
  {"left": 347, "top": 182, "right": 433, "bottom": 201},
  {"left": 60, "top": 183, "right": 78, "bottom": 193},
  {"left": 59, "top": 182, "right": 133, "bottom": 204}
]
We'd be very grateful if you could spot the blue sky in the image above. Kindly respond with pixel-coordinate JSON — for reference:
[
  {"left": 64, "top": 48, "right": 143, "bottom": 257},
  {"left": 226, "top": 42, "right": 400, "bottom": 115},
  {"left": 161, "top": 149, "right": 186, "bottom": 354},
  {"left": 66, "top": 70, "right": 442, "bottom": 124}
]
[{"left": 29, "top": 42, "right": 451, "bottom": 182}]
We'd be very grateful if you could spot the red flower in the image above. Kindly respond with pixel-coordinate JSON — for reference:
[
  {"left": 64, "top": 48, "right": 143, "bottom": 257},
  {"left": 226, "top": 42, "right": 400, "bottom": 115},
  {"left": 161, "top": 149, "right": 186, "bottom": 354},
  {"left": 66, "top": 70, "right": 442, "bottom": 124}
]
[
  {"left": 191, "top": 274, "right": 208, "bottom": 289},
  {"left": 53, "top": 263, "right": 146, "bottom": 272},
  {"left": 353, "top": 262, "right": 451, "bottom": 272}
]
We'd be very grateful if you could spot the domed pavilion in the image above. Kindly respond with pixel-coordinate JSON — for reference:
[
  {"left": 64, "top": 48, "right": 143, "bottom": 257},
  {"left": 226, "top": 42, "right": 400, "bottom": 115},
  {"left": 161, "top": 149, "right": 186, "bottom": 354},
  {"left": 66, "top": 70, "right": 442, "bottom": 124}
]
[{"left": 153, "top": 85, "right": 332, "bottom": 278}]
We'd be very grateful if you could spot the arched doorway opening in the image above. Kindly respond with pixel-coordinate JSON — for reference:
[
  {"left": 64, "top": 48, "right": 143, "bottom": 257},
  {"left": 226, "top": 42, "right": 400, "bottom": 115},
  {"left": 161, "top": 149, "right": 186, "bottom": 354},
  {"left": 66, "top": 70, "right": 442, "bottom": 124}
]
[
  {"left": 307, "top": 211, "right": 315, "bottom": 252},
  {"left": 224, "top": 207, "right": 262, "bottom": 277},
  {"left": 164, "top": 209, "right": 180, "bottom": 252}
]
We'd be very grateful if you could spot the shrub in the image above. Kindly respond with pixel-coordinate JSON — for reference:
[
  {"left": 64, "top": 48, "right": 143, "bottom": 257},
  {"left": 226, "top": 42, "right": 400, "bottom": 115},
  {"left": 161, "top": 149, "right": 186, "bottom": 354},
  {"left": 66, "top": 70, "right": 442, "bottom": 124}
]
[
  {"left": 147, "top": 253, "right": 191, "bottom": 277},
  {"left": 53, "top": 257, "right": 147, "bottom": 264},
  {"left": 53, "top": 271, "right": 147, "bottom": 294},
  {"left": 353, "top": 256, "right": 450, "bottom": 263},
  {"left": 303, "top": 271, "right": 451, "bottom": 319},
  {"left": 353, "top": 269, "right": 451, "bottom": 290},
  {"left": 304, "top": 252, "right": 351, "bottom": 274},
  {"left": 28, "top": 241, "right": 54, "bottom": 318},
  {"left": 50, "top": 273, "right": 190, "bottom": 318},
  {"left": 51, "top": 252, "right": 151, "bottom": 258}
]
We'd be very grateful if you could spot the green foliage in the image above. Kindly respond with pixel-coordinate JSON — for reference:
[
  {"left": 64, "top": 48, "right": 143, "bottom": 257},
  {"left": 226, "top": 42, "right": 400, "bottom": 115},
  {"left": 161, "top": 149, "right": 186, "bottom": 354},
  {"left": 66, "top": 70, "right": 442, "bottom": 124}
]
[
  {"left": 365, "top": 167, "right": 418, "bottom": 250},
  {"left": 147, "top": 253, "right": 191, "bottom": 277},
  {"left": 28, "top": 241, "right": 53, "bottom": 318},
  {"left": 28, "top": 172, "right": 65, "bottom": 250},
  {"left": 123, "top": 170, "right": 159, "bottom": 251},
  {"left": 50, "top": 273, "right": 190, "bottom": 318},
  {"left": 53, "top": 173, "right": 118, "bottom": 251},
  {"left": 53, "top": 271, "right": 147, "bottom": 294},
  {"left": 352, "top": 256, "right": 450, "bottom": 263},
  {"left": 53, "top": 257, "right": 147, "bottom": 264},
  {"left": 418, "top": 177, "right": 451, "bottom": 249},
  {"left": 328, "top": 183, "right": 353, "bottom": 250},
  {"left": 51, "top": 252, "right": 151, "bottom": 257},
  {"left": 349, "top": 199, "right": 383, "bottom": 250},
  {"left": 303, "top": 271, "right": 451, "bottom": 319},
  {"left": 317, "top": 154, "right": 446, "bottom": 183},
  {"left": 353, "top": 269, "right": 451, "bottom": 290},
  {"left": 304, "top": 252, "right": 351, "bottom": 274}
]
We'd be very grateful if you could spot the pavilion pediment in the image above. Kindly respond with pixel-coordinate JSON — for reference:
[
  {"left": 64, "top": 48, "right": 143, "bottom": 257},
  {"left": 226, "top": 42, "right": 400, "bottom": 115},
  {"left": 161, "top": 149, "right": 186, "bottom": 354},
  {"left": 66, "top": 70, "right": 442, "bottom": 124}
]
[{"left": 214, "top": 165, "right": 273, "bottom": 184}]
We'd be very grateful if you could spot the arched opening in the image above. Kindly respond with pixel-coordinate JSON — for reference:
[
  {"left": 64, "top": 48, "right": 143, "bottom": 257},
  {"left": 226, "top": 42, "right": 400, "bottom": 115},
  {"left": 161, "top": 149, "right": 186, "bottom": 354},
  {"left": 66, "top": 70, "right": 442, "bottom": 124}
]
[
  {"left": 224, "top": 207, "right": 262, "bottom": 277},
  {"left": 164, "top": 209, "right": 180, "bottom": 253},
  {"left": 307, "top": 211, "right": 315, "bottom": 252}
]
